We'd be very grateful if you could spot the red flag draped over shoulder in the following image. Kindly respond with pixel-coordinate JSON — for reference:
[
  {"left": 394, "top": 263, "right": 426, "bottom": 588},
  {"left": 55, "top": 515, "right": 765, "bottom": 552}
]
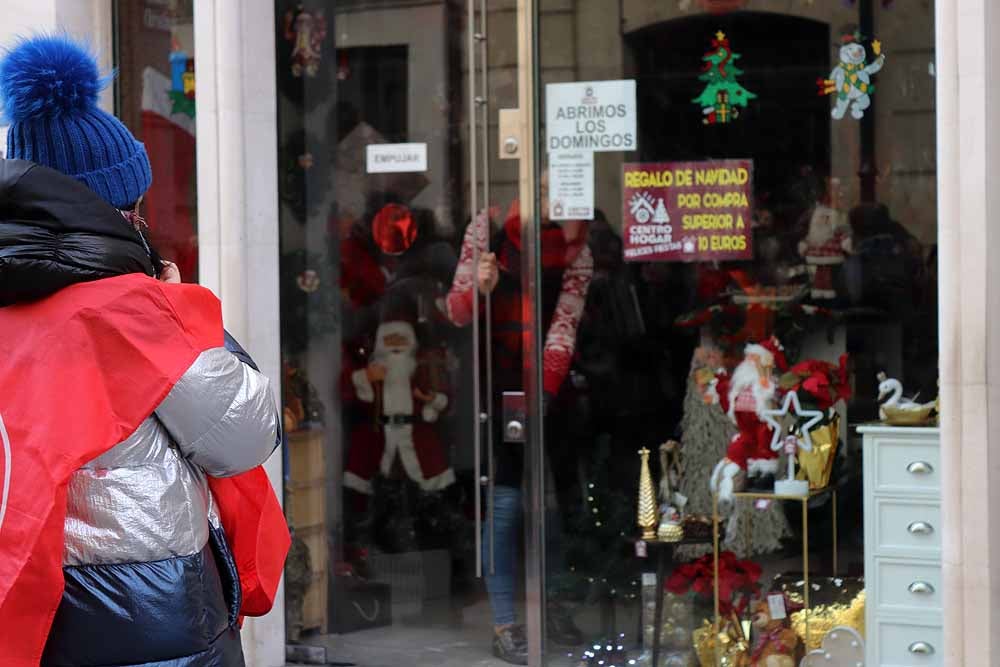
[{"left": 0, "top": 274, "right": 288, "bottom": 666}]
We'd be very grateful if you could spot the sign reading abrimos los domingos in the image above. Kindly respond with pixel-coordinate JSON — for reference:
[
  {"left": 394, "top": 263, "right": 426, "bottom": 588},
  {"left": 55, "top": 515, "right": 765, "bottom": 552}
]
[{"left": 545, "top": 80, "right": 637, "bottom": 152}]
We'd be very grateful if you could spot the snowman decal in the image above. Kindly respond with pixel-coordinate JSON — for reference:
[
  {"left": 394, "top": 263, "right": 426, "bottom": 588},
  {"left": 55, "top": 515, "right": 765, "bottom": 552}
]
[{"left": 819, "top": 31, "right": 885, "bottom": 120}]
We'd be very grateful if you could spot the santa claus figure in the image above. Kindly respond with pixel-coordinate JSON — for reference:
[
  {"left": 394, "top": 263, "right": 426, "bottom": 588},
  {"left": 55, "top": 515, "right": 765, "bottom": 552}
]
[
  {"left": 343, "top": 319, "right": 455, "bottom": 495},
  {"left": 798, "top": 204, "right": 852, "bottom": 299},
  {"left": 709, "top": 338, "right": 788, "bottom": 503}
]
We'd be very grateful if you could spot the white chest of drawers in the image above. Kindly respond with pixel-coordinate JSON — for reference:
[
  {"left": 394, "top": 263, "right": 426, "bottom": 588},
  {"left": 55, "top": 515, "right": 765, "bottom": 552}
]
[{"left": 861, "top": 425, "right": 941, "bottom": 666}]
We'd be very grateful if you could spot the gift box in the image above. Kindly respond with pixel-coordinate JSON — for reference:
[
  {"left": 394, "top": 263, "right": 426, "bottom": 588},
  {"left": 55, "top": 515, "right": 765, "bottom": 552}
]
[
  {"left": 770, "top": 574, "right": 866, "bottom": 651},
  {"left": 692, "top": 619, "right": 749, "bottom": 667},
  {"left": 329, "top": 576, "right": 392, "bottom": 634},
  {"left": 796, "top": 413, "right": 839, "bottom": 489}
]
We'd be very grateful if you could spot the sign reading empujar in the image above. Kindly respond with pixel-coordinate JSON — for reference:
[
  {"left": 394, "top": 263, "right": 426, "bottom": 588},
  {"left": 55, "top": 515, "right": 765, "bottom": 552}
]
[
  {"left": 546, "top": 80, "right": 637, "bottom": 152},
  {"left": 622, "top": 159, "right": 753, "bottom": 262},
  {"left": 366, "top": 143, "right": 428, "bottom": 174}
]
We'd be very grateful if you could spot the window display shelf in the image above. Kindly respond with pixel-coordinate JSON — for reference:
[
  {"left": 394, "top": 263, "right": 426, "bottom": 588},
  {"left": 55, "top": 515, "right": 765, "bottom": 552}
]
[{"left": 711, "top": 486, "right": 840, "bottom": 659}]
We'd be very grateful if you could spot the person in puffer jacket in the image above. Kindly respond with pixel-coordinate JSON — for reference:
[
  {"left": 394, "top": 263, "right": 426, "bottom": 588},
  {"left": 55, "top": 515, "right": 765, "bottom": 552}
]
[{"left": 0, "top": 36, "right": 279, "bottom": 666}]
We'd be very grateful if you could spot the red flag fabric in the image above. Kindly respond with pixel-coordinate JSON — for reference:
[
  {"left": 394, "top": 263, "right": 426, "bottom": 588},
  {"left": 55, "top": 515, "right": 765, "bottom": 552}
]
[
  {"left": 208, "top": 468, "right": 291, "bottom": 618},
  {"left": 0, "top": 274, "right": 288, "bottom": 665}
]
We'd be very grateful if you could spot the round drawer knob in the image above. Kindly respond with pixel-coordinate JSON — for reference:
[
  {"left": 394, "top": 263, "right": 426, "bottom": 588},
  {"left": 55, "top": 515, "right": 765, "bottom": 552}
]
[
  {"left": 908, "top": 521, "right": 934, "bottom": 535},
  {"left": 909, "top": 641, "right": 935, "bottom": 655},
  {"left": 907, "top": 461, "right": 934, "bottom": 475},
  {"left": 909, "top": 580, "right": 935, "bottom": 595}
]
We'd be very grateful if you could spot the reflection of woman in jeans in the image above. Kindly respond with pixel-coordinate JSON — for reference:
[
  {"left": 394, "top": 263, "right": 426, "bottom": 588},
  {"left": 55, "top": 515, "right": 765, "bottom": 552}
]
[{"left": 446, "top": 181, "right": 593, "bottom": 664}]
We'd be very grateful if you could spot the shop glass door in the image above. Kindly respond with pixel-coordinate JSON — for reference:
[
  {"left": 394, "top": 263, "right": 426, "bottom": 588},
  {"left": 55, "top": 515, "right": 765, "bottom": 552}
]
[{"left": 276, "top": 2, "right": 533, "bottom": 666}]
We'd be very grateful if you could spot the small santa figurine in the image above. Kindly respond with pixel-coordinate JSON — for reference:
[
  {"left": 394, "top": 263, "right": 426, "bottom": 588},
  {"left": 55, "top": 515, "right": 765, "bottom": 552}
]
[
  {"left": 798, "top": 204, "right": 852, "bottom": 299},
  {"left": 343, "top": 318, "right": 455, "bottom": 495},
  {"left": 708, "top": 338, "right": 788, "bottom": 503}
]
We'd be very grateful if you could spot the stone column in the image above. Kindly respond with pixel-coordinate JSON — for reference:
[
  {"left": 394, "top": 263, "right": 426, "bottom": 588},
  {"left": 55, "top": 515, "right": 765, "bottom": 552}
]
[
  {"left": 195, "top": 1, "right": 284, "bottom": 665},
  {"left": 938, "top": 0, "right": 1000, "bottom": 664}
]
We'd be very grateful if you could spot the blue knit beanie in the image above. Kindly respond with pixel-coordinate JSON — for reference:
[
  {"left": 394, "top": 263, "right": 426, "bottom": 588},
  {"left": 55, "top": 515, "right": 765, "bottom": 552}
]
[{"left": 0, "top": 35, "right": 152, "bottom": 208}]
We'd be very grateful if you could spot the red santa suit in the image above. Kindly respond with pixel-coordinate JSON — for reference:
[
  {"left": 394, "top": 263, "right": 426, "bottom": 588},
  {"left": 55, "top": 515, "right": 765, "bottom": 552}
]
[
  {"left": 798, "top": 205, "right": 852, "bottom": 299},
  {"left": 343, "top": 321, "right": 455, "bottom": 494},
  {"left": 709, "top": 339, "right": 787, "bottom": 502}
]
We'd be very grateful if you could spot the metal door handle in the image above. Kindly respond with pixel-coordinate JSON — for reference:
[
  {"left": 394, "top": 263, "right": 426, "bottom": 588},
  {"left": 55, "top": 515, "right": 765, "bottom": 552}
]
[
  {"left": 909, "top": 641, "right": 935, "bottom": 655},
  {"left": 909, "top": 580, "right": 935, "bottom": 595},
  {"left": 908, "top": 521, "right": 934, "bottom": 535},
  {"left": 907, "top": 461, "right": 934, "bottom": 475}
]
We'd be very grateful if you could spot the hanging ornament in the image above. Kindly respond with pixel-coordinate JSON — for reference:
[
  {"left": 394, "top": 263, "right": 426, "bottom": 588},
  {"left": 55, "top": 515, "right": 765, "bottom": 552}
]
[
  {"left": 283, "top": 4, "right": 328, "bottom": 77},
  {"left": 168, "top": 38, "right": 195, "bottom": 119},
  {"left": 817, "top": 31, "right": 885, "bottom": 120},
  {"left": 337, "top": 51, "right": 351, "bottom": 81},
  {"left": 692, "top": 32, "right": 757, "bottom": 124}
]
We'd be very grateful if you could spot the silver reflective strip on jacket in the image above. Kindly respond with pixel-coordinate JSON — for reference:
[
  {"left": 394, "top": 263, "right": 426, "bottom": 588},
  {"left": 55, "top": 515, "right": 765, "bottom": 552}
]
[
  {"left": 64, "top": 418, "right": 211, "bottom": 566},
  {"left": 63, "top": 347, "right": 278, "bottom": 566}
]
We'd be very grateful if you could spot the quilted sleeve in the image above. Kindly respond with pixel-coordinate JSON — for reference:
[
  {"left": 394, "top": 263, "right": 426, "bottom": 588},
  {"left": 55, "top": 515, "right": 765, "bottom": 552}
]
[{"left": 155, "top": 347, "right": 279, "bottom": 477}]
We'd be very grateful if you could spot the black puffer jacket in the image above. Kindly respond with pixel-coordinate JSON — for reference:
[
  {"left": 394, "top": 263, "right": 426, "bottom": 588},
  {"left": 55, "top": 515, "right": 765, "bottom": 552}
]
[{"left": 0, "top": 159, "right": 154, "bottom": 305}]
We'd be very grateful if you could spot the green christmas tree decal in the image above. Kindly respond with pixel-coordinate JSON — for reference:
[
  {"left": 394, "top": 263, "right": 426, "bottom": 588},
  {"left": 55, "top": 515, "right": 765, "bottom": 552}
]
[{"left": 692, "top": 31, "right": 756, "bottom": 124}]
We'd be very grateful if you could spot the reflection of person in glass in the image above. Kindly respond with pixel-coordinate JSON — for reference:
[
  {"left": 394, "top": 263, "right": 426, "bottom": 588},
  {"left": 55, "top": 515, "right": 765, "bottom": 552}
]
[{"left": 446, "top": 172, "right": 593, "bottom": 664}]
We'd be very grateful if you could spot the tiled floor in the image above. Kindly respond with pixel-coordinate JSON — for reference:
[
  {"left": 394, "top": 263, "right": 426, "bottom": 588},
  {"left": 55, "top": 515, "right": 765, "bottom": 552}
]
[{"left": 290, "top": 597, "right": 642, "bottom": 667}]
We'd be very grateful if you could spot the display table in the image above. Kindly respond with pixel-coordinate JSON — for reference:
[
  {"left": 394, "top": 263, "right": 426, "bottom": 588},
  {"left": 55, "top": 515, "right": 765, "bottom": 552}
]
[
  {"left": 634, "top": 535, "right": 713, "bottom": 666},
  {"left": 711, "top": 486, "right": 839, "bottom": 653}
]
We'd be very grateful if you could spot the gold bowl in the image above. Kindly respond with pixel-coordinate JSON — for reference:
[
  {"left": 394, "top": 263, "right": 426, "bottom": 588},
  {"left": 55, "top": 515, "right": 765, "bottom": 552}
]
[
  {"left": 657, "top": 523, "right": 685, "bottom": 542},
  {"left": 881, "top": 405, "right": 936, "bottom": 426}
]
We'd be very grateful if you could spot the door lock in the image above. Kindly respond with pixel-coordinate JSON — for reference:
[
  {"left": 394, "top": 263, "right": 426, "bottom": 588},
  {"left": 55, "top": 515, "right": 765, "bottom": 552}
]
[
  {"left": 498, "top": 109, "right": 522, "bottom": 160},
  {"left": 505, "top": 420, "right": 524, "bottom": 441},
  {"left": 502, "top": 391, "right": 526, "bottom": 442}
]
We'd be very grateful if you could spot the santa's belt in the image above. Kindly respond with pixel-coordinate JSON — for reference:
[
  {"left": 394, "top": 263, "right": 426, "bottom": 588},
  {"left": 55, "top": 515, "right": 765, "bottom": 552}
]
[{"left": 380, "top": 414, "right": 417, "bottom": 426}]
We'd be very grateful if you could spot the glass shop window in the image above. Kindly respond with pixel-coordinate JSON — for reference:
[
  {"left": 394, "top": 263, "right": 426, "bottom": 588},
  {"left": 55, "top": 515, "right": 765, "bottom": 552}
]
[{"left": 115, "top": 0, "right": 198, "bottom": 283}]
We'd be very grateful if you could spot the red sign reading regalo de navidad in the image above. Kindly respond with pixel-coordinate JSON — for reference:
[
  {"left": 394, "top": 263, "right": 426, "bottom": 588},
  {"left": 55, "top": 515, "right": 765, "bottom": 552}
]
[{"left": 622, "top": 159, "right": 753, "bottom": 263}]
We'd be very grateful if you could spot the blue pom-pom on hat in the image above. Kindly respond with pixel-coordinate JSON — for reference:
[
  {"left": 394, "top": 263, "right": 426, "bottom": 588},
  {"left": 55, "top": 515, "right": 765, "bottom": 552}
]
[{"left": 0, "top": 34, "right": 152, "bottom": 208}]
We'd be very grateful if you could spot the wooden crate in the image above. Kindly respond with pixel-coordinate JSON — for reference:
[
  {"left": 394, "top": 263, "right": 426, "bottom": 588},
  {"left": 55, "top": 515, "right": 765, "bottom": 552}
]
[
  {"left": 286, "top": 479, "right": 326, "bottom": 530},
  {"left": 301, "top": 568, "right": 329, "bottom": 633},
  {"left": 287, "top": 429, "right": 326, "bottom": 485},
  {"left": 296, "top": 524, "right": 329, "bottom": 633},
  {"left": 286, "top": 429, "right": 329, "bottom": 633}
]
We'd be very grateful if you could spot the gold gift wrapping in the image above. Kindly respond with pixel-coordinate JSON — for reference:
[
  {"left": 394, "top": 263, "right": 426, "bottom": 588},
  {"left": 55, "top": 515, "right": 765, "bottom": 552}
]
[
  {"left": 692, "top": 620, "right": 748, "bottom": 667},
  {"left": 790, "top": 589, "right": 866, "bottom": 651},
  {"left": 797, "top": 414, "right": 839, "bottom": 489}
]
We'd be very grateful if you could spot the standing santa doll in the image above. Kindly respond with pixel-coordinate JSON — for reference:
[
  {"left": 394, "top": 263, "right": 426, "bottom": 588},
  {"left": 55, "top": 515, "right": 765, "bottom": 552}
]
[
  {"left": 344, "top": 318, "right": 455, "bottom": 496},
  {"left": 343, "top": 315, "right": 457, "bottom": 555},
  {"left": 709, "top": 338, "right": 788, "bottom": 503},
  {"left": 798, "top": 204, "right": 852, "bottom": 299}
]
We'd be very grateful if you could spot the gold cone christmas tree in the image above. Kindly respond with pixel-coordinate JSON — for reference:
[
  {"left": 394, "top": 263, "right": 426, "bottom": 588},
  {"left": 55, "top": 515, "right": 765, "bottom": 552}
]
[{"left": 637, "top": 447, "right": 659, "bottom": 539}]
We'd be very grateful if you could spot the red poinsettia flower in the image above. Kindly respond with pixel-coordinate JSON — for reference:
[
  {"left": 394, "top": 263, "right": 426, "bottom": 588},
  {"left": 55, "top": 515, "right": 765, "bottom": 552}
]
[
  {"left": 665, "top": 551, "right": 762, "bottom": 615},
  {"left": 783, "top": 355, "right": 852, "bottom": 411}
]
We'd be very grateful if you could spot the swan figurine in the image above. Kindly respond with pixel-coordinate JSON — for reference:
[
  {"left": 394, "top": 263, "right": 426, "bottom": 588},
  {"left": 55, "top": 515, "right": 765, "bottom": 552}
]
[{"left": 877, "top": 372, "right": 936, "bottom": 425}]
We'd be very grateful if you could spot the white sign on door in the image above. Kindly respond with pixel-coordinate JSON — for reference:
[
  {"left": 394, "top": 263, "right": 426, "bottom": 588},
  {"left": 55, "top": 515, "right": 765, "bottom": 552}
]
[
  {"left": 549, "top": 151, "right": 594, "bottom": 221},
  {"left": 545, "top": 80, "right": 637, "bottom": 153},
  {"left": 366, "top": 143, "right": 428, "bottom": 174}
]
